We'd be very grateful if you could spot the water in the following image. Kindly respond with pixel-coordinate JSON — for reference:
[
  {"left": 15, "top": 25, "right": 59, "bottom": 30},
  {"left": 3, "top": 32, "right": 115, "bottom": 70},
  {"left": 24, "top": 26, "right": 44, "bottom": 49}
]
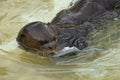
[{"left": 0, "top": 0, "right": 120, "bottom": 80}]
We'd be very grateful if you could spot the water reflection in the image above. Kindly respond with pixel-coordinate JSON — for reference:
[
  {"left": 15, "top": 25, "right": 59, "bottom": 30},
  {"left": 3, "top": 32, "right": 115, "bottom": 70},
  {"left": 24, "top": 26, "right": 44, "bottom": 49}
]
[
  {"left": 0, "top": 66, "right": 7, "bottom": 76},
  {"left": 0, "top": 0, "right": 120, "bottom": 80}
]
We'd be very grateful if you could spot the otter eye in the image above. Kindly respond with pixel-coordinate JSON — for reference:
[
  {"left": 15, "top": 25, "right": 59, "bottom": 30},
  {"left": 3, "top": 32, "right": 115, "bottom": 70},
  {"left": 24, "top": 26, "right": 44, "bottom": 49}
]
[
  {"left": 20, "top": 34, "right": 25, "bottom": 38},
  {"left": 53, "top": 37, "right": 56, "bottom": 41}
]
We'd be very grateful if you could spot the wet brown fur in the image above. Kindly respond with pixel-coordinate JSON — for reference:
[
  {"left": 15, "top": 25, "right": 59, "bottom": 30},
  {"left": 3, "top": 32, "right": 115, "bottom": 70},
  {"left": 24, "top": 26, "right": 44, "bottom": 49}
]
[{"left": 17, "top": 0, "right": 120, "bottom": 56}]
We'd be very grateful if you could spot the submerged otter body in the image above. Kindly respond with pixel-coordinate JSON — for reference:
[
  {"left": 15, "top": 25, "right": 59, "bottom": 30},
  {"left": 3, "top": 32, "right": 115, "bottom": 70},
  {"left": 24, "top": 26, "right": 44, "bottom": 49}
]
[
  {"left": 51, "top": 0, "right": 119, "bottom": 26},
  {"left": 17, "top": 0, "right": 120, "bottom": 57}
]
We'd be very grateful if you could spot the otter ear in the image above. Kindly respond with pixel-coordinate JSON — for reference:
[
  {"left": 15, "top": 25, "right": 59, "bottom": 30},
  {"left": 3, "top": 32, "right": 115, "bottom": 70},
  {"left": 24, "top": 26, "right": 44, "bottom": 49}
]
[{"left": 73, "top": 37, "right": 88, "bottom": 50}]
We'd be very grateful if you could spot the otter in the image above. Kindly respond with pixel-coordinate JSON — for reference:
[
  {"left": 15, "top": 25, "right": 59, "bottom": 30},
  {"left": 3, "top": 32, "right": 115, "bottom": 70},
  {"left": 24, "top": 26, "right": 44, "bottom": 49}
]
[{"left": 17, "top": 0, "right": 120, "bottom": 57}]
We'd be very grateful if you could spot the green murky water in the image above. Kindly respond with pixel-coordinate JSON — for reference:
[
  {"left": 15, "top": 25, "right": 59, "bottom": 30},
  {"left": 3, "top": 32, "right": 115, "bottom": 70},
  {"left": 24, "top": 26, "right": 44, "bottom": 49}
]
[{"left": 0, "top": 0, "right": 120, "bottom": 80}]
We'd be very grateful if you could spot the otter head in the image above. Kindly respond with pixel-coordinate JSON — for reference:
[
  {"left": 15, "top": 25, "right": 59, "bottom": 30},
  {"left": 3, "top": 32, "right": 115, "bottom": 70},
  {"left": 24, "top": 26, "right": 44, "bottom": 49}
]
[
  {"left": 17, "top": 21, "right": 88, "bottom": 57},
  {"left": 16, "top": 21, "right": 61, "bottom": 56}
]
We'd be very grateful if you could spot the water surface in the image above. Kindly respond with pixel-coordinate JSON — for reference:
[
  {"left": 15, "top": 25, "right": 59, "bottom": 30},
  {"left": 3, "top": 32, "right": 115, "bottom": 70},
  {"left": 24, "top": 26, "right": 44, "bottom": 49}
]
[{"left": 0, "top": 0, "right": 120, "bottom": 80}]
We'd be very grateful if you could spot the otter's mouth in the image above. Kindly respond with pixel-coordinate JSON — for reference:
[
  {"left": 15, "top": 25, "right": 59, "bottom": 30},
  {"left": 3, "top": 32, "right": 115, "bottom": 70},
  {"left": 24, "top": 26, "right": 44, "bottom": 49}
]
[
  {"left": 17, "top": 40, "right": 81, "bottom": 58},
  {"left": 17, "top": 40, "right": 53, "bottom": 57}
]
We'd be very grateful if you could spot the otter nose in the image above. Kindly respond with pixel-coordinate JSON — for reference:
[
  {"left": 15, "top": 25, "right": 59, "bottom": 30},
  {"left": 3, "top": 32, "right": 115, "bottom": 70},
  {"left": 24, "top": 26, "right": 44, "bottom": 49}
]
[
  {"left": 43, "top": 45, "right": 53, "bottom": 50},
  {"left": 43, "top": 41, "right": 57, "bottom": 50}
]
